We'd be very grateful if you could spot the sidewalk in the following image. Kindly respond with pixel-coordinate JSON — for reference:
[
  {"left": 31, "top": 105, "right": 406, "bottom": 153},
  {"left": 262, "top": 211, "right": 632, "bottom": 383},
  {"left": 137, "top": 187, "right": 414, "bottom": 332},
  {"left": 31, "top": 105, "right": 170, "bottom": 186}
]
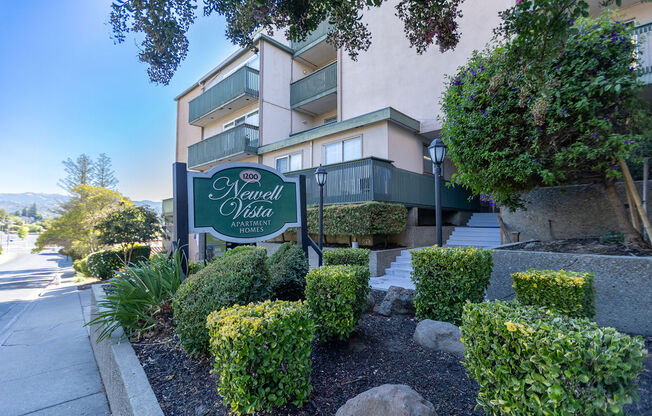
[{"left": 0, "top": 270, "right": 110, "bottom": 416}]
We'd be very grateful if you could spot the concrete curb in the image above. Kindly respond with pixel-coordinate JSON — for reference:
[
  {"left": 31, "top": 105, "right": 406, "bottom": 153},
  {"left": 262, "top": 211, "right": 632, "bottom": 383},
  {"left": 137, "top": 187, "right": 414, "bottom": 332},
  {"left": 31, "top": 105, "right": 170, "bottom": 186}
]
[{"left": 89, "top": 284, "right": 164, "bottom": 416}]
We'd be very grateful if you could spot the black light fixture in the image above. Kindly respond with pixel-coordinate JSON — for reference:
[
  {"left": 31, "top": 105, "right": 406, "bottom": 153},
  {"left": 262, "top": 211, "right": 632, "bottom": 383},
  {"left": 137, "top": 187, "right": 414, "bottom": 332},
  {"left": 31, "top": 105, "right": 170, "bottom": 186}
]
[
  {"left": 429, "top": 138, "right": 447, "bottom": 247},
  {"left": 314, "top": 165, "right": 327, "bottom": 265}
]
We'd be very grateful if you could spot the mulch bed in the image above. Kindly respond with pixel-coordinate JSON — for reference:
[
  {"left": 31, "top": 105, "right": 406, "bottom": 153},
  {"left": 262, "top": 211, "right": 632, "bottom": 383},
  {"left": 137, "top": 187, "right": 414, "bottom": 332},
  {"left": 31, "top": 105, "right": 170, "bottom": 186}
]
[
  {"left": 132, "top": 300, "right": 652, "bottom": 416},
  {"left": 499, "top": 238, "right": 652, "bottom": 257}
]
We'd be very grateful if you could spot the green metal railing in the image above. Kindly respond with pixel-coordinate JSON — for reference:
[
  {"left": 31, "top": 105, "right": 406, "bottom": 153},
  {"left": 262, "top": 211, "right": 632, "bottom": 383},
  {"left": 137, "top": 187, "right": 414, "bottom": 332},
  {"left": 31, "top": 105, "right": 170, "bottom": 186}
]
[
  {"left": 291, "top": 20, "right": 332, "bottom": 52},
  {"left": 162, "top": 198, "right": 173, "bottom": 217},
  {"left": 286, "top": 157, "right": 480, "bottom": 210},
  {"left": 188, "top": 124, "right": 259, "bottom": 169},
  {"left": 290, "top": 62, "right": 337, "bottom": 108},
  {"left": 633, "top": 22, "right": 652, "bottom": 85},
  {"left": 188, "top": 66, "right": 259, "bottom": 124}
]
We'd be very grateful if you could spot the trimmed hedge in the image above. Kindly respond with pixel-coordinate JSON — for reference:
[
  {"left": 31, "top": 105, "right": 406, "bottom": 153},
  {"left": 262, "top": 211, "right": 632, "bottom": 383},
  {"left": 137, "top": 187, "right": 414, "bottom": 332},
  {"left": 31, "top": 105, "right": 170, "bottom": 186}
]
[
  {"left": 411, "top": 246, "right": 493, "bottom": 325},
  {"left": 207, "top": 300, "right": 315, "bottom": 414},
  {"left": 307, "top": 201, "right": 407, "bottom": 236},
  {"left": 224, "top": 245, "right": 260, "bottom": 257},
  {"left": 305, "top": 265, "right": 370, "bottom": 341},
  {"left": 269, "top": 242, "right": 309, "bottom": 301},
  {"left": 323, "top": 248, "right": 370, "bottom": 267},
  {"left": 461, "top": 301, "right": 646, "bottom": 415},
  {"left": 172, "top": 247, "right": 271, "bottom": 355},
  {"left": 85, "top": 245, "right": 152, "bottom": 280},
  {"left": 513, "top": 269, "right": 595, "bottom": 318}
]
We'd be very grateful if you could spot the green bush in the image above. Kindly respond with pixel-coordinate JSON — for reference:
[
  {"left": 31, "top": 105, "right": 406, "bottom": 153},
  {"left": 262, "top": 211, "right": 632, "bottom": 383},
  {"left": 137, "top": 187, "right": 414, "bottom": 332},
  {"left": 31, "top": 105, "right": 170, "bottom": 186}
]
[
  {"left": 73, "top": 257, "right": 91, "bottom": 277},
  {"left": 207, "top": 300, "right": 315, "bottom": 414},
  {"left": 513, "top": 269, "right": 595, "bottom": 318},
  {"left": 323, "top": 247, "right": 370, "bottom": 267},
  {"left": 307, "top": 201, "right": 407, "bottom": 236},
  {"left": 86, "top": 250, "right": 123, "bottom": 280},
  {"left": 411, "top": 246, "right": 493, "bottom": 325},
  {"left": 127, "top": 244, "right": 151, "bottom": 263},
  {"left": 86, "top": 250, "right": 185, "bottom": 341},
  {"left": 224, "top": 245, "right": 261, "bottom": 257},
  {"left": 305, "top": 265, "right": 370, "bottom": 341},
  {"left": 461, "top": 301, "right": 646, "bottom": 415},
  {"left": 269, "top": 242, "right": 309, "bottom": 301},
  {"left": 172, "top": 247, "right": 271, "bottom": 355}
]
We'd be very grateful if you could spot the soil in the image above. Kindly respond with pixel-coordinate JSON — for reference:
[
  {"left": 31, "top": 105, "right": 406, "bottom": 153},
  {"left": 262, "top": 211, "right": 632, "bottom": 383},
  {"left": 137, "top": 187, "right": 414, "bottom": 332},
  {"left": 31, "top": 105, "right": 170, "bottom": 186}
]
[
  {"left": 132, "top": 302, "right": 652, "bottom": 416},
  {"left": 499, "top": 238, "right": 652, "bottom": 257}
]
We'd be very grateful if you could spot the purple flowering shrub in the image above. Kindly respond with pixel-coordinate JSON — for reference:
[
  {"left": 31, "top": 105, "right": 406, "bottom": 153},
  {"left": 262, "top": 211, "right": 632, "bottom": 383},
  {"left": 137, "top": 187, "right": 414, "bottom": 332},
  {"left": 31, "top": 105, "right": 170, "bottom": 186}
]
[{"left": 441, "top": 12, "right": 648, "bottom": 210}]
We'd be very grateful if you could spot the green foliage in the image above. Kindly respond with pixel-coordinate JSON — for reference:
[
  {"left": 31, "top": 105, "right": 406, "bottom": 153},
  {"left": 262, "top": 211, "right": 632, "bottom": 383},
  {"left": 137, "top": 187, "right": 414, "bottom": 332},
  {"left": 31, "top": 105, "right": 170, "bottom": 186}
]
[
  {"left": 411, "top": 246, "right": 493, "bottom": 325},
  {"left": 461, "top": 301, "right": 646, "bottom": 416},
  {"left": 86, "top": 245, "right": 151, "bottom": 280},
  {"left": 58, "top": 154, "right": 95, "bottom": 193},
  {"left": 97, "top": 206, "right": 161, "bottom": 264},
  {"left": 269, "top": 242, "right": 309, "bottom": 301},
  {"left": 17, "top": 226, "right": 27, "bottom": 239},
  {"left": 172, "top": 247, "right": 271, "bottom": 355},
  {"left": 307, "top": 202, "right": 407, "bottom": 237},
  {"left": 207, "top": 300, "right": 315, "bottom": 414},
  {"left": 35, "top": 185, "right": 131, "bottom": 258},
  {"left": 600, "top": 230, "right": 625, "bottom": 244},
  {"left": 224, "top": 245, "right": 260, "bottom": 257},
  {"left": 304, "top": 265, "right": 370, "bottom": 341},
  {"left": 27, "top": 224, "right": 43, "bottom": 233},
  {"left": 323, "top": 248, "right": 370, "bottom": 267},
  {"left": 512, "top": 269, "right": 595, "bottom": 318},
  {"left": 86, "top": 251, "right": 184, "bottom": 341},
  {"left": 441, "top": 12, "right": 648, "bottom": 209},
  {"left": 73, "top": 257, "right": 91, "bottom": 277}
]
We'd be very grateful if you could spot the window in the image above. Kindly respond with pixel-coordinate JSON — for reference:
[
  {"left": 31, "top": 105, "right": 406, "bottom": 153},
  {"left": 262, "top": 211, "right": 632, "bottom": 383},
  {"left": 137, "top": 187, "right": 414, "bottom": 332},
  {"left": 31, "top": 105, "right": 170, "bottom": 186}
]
[
  {"left": 224, "top": 110, "right": 259, "bottom": 131},
  {"left": 276, "top": 153, "right": 302, "bottom": 173},
  {"left": 324, "top": 137, "right": 361, "bottom": 165},
  {"left": 423, "top": 144, "right": 433, "bottom": 174},
  {"left": 323, "top": 116, "right": 337, "bottom": 125}
]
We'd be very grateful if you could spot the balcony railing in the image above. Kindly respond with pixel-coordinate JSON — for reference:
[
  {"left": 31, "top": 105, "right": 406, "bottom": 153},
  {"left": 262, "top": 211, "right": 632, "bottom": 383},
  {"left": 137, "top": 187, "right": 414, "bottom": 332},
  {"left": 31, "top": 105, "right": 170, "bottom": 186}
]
[
  {"left": 290, "top": 62, "right": 337, "bottom": 109},
  {"left": 188, "top": 124, "right": 259, "bottom": 169},
  {"left": 286, "top": 157, "right": 480, "bottom": 211},
  {"left": 188, "top": 66, "right": 259, "bottom": 125},
  {"left": 162, "top": 198, "right": 173, "bottom": 217},
  {"left": 634, "top": 21, "right": 652, "bottom": 85},
  {"left": 291, "top": 20, "right": 332, "bottom": 52}
]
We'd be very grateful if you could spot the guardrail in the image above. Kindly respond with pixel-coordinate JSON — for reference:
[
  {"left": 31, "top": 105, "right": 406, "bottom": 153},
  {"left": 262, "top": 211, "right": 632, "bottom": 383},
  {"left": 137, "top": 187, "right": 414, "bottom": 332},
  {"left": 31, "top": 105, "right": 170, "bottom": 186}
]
[{"left": 187, "top": 124, "right": 259, "bottom": 169}]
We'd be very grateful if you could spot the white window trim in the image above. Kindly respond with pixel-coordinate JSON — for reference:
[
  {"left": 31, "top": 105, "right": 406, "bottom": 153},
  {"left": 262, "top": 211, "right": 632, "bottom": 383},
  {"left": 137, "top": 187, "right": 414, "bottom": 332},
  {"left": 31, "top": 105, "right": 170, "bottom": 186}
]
[
  {"left": 223, "top": 109, "right": 259, "bottom": 131},
  {"left": 275, "top": 152, "right": 303, "bottom": 173},
  {"left": 323, "top": 135, "right": 362, "bottom": 165}
]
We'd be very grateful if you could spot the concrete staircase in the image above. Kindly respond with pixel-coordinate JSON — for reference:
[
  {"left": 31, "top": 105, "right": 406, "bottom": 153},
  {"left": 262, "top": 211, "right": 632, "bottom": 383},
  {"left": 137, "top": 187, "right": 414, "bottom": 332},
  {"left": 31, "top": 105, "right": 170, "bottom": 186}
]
[{"left": 371, "top": 212, "right": 501, "bottom": 290}]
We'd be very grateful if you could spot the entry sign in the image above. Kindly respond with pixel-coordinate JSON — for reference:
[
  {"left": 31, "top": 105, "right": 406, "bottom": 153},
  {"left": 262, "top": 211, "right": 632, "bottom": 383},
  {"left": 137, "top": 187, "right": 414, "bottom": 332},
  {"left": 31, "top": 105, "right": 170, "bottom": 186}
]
[{"left": 188, "top": 162, "right": 301, "bottom": 243}]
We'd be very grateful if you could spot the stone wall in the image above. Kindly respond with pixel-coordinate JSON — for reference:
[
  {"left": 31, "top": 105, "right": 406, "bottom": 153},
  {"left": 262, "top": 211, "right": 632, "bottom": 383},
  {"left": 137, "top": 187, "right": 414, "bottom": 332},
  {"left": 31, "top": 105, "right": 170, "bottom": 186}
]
[
  {"left": 488, "top": 249, "right": 652, "bottom": 336},
  {"left": 501, "top": 180, "right": 651, "bottom": 241}
]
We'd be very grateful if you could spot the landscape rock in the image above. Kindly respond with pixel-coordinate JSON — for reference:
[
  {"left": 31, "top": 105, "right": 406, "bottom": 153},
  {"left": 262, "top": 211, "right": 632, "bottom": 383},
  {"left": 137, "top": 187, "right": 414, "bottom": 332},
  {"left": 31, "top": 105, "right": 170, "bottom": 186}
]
[
  {"left": 413, "top": 320, "right": 464, "bottom": 356},
  {"left": 366, "top": 292, "right": 375, "bottom": 313},
  {"left": 335, "top": 384, "right": 437, "bottom": 416},
  {"left": 378, "top": 286, "right": 415, "bottom": 316}
]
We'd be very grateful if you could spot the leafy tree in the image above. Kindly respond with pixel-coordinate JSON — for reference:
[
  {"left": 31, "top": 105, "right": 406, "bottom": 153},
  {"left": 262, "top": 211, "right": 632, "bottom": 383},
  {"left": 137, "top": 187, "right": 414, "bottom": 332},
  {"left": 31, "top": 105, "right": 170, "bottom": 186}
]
[
  {"left": 441, "top": 5, "right": 650, "bottom": 243},
  {"left": 93, "top": 153, "right": 119, "bottom": 189},
  {"left": 58, "top": 154, "right": 95, "bottom": 193},
  {"left": 35, "top": 185, "right": 132, "bottom": 258},
  {"left": 27, "top": 203, "right": 37, "bottom": 218},
  {"left": 96, "top": 206, "right": 161, "bottom": 264},
  {"left": 17, "top": 226, "right": 27, "bottom": 239}
]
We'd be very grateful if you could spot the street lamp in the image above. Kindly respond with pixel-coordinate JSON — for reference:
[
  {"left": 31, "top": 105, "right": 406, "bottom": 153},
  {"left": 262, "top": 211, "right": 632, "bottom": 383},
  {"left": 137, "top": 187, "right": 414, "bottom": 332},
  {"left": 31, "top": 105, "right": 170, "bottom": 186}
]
[
  {"left": 428, "top": 138, "right": 447, "bottom": 247},
  {"left": 315, "top": 165, "right": 328, "bottom": 265}
]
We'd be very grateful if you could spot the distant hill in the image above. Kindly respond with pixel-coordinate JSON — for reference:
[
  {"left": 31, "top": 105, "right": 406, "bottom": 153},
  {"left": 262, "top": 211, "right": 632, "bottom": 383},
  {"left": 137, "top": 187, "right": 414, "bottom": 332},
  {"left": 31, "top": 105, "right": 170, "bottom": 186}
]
[{"left": 0, "top": 193, "right": 162, "bottom": 217}]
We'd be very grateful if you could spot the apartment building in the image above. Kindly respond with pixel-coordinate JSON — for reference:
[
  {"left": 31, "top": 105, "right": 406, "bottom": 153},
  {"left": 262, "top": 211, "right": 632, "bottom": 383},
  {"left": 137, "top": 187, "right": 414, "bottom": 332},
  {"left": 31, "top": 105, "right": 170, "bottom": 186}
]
[{"left": 167, "top": 0, "right": 652, "bottom": 260}]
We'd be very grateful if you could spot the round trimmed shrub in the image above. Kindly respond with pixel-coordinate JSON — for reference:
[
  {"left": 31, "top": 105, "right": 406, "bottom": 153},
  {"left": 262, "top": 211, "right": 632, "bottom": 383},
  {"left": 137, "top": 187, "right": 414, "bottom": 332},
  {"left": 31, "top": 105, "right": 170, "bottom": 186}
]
[
  {"left": 411, "top": 246, "right": 493, "bottom": 325},
  {"left": 269, "top": 242, "right": 309, "bottom": 301},
  {"left": 207, "top": 300, "right": 315, "bottom": 414},
  {"left": 462, "top": 301, "right": 646, "bottom": 415},
  {"left": 172, "top": 247, "right": 271, "bottom": 355},
  {"left": 305, "top": 265, "right": 370, "bottom": 341},
  {"left": 323, "top": 248, "right": 370, "bottom": 267}
]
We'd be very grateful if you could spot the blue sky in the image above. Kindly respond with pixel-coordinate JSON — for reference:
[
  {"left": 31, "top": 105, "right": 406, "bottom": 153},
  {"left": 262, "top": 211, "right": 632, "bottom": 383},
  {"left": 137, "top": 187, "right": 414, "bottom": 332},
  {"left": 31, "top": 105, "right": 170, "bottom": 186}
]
[{"left": 0, "top": 1, "right": 239, "bottom": 201}]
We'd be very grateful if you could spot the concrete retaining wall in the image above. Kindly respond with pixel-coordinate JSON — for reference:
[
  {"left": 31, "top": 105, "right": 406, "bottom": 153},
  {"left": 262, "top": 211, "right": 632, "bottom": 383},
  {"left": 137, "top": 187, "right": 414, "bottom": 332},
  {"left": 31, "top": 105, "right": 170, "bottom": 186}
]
[
  {"left": 488, "top": 249, "right": 652, "bottom": 335},
  {"left": 89, "top": 285, "right": 164, "bottom": 416}
]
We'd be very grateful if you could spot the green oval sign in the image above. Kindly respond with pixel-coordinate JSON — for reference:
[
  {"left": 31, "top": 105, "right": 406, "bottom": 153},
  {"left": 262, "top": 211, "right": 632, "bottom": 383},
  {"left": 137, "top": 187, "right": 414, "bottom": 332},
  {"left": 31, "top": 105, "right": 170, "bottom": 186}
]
[{"left": 188, "top": 163, "right": 300, "bottom": 243}]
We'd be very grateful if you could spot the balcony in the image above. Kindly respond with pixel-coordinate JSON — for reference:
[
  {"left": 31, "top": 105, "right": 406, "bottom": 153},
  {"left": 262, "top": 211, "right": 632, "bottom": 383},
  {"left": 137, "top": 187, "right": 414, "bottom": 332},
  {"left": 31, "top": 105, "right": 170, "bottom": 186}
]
[
  {"left": 634, "top": 22, "right": 652, "bottom": 85},
  {"left": 187, "top": 124, "right": 259, "bottom": 169},
  {"left": 290, "top": 62, "right": 337, "bottom": 115},
  {"left": 291, "top": 20, "right": 337, "bottom": 67},
  {"left": 162, "top": 198, "right": 173, "bottom": 218},
  {"left": 286, "top": 157, "right": 481, "bottom": 211},
  {"left": 188, "top": 66, "right": 259, "bottom": 126}
]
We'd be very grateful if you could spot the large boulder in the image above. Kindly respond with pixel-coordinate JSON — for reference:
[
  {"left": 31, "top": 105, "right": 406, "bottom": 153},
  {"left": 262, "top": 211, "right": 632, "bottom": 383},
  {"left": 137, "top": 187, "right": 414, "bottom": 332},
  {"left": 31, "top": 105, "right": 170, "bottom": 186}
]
[
  {"left": 378, "top": 286, "right": 415, "bottom": 316},
  {"left": 413, "top": 320, "right": 464, "bottom": 356},
  {"left": 336, "top": 384, "right": 436, "bottom": 416}
]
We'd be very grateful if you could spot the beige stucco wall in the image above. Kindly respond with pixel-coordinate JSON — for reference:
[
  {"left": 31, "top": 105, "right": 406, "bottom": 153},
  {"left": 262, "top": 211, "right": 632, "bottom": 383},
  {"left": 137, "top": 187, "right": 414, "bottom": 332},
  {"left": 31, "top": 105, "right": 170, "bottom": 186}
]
[
  {"left": 203, "top": 50, "right": 257, "bottom": 89},
  {"left": 387, "top": 123, "right": 425, "bottom": 173},
  {"left": 617, "top": 2, "right": 652, "bottom": 23},
  {"left": 202, "top": 102, "right": 259, "bottom": 138},
  {"left": 176, "top": 86, "right": 202, "bottom": 163},
  {"left": 260, "top": 39, "right": 292, "bottom": 146},
  {"left": 340, "top": 0, "right": 513, "bottom": 132}
]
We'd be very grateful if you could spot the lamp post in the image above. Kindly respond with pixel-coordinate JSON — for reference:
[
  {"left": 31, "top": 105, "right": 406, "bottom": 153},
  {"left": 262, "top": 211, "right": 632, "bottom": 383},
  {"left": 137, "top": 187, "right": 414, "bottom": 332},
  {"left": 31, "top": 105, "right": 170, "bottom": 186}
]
[
  {"left": 428, "top": 138, "right": 447, "bottom": 247},
  {"left": 315, "top": 165, "right": 328, "bottom": 265}
]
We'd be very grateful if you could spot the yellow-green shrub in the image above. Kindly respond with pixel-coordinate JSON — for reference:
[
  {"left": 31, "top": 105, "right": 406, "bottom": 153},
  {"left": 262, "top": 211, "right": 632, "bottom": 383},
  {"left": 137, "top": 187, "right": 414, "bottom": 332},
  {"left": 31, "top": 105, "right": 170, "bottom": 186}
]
[
  {"left": 73, "top": 257, "right": 91, "bottom": 277},
  {"left": 512, "top": 269, "right": 595, "bottom": 318},
  {"left": 307, "top": 201, "right": 407, "bottom": 236},
  {"left": 269, "top": 242, "right": 308, "bottom": 301},
  {"left": 323, "top": 247, "right": 370, "bottom": 267},
  {"left": 172, "top": 247, "right": 270, "bottom": 355},
  {"left": 305, "top": 265, "right": 369, "bottom": 341},
  {"left": 207, "top": 300, "right": 314, "bottom": 415},
  {"left": 461, "top": 301, "right": 646, "bottom": 416},
  {"left": 411, "top": 246, "right": 493, "bottom": 325}
]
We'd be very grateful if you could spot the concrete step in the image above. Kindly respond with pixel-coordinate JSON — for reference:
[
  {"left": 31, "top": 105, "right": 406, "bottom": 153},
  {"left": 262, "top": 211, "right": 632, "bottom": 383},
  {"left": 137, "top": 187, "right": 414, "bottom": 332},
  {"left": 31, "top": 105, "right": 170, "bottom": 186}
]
[{"left": 446, "top": 236, "right": 501, "bottom": 242}]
